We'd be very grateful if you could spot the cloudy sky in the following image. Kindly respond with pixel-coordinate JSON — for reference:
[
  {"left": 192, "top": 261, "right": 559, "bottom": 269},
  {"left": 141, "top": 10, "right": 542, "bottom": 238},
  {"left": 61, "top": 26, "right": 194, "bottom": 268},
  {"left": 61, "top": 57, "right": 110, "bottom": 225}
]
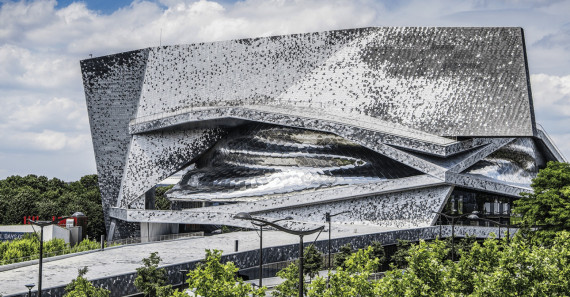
[{"left": 0, "top": 0, "right": 569, "bottom": 181}]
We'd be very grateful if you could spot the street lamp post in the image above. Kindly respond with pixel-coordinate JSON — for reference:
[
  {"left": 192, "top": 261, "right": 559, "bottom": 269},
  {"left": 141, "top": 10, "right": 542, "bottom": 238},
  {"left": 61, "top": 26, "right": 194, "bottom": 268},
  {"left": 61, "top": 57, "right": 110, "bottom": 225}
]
[
  {"left": 234, "top": 213, "right": 324, "bottom": 297},
  {"left": 29, "top": 217, "right": 69, "bottom": 297},
  {"left": 431, "top": 211, "right": 471, "bottom": 261},
  {"left": 179, "top": 269, "right": 188, "bottom": 287},
  {"left": 251, "top": 216, "right": 292, "bottom": 288},
  {"left": 325, "top": 211, "right": 349, "bottom": 287},
  {"left": 467, "top": 213, "right": 511, "bottom": 243},
  {"left": 25, "top": 284, "right": 35, "bottom": 297},
  {"left": 325, "top": 211, "right": 349, "bottom": 270}
]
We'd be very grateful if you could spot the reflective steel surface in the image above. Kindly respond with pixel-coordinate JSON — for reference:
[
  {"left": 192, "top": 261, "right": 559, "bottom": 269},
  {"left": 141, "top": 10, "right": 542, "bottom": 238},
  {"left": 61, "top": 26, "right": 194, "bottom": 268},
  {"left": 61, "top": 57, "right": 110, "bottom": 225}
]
[
  {"left": 167, "top": 123, "right": 422, "bottom": 200},
  {"left": 464, "top": 138, "right": 545, "bottom": 186},
  {"left": 80, "top": 27, "right": 565, "bottom": 240}
]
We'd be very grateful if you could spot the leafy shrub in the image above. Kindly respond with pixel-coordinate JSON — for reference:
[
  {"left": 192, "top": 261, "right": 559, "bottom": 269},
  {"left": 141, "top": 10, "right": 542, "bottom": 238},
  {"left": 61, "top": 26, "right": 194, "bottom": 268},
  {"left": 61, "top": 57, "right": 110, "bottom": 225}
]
[
  {"left": 0, "top": 236, "right": 104, "bottom": 265},
  {"left": 333, "top": 243, "right": 353, "bottom": 269},
  {"left": 64, "top": 266, "right": 110, "bottom": 297}
]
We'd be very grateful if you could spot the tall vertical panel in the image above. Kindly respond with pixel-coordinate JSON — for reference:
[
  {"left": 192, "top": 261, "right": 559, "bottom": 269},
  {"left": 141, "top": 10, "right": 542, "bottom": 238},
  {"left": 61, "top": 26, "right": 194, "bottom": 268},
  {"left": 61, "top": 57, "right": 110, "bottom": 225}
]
[{"left": 81, "top": 49, "right": 150, "bottom": 238}]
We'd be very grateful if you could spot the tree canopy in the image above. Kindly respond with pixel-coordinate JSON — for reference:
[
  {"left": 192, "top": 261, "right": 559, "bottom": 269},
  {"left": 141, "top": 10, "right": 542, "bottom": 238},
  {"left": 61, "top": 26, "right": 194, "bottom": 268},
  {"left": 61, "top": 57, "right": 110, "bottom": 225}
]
[
  {"left": 64, "top": 267, "right": 110, "bottom": 297},
  {"left": 135, "top": 252, "right": 173, "bottom": 297},
  {"left": 185, "top": 249, "right": 266, "bottom": 297},
  {"left": 0, "top": 174, "right": 105, "bottom": 238},
  {"left": 513, "top": 161, "right": 570, "bottom": 231},
  {"left": 303, "top": 245, "right": 323, "bottom": 280}
]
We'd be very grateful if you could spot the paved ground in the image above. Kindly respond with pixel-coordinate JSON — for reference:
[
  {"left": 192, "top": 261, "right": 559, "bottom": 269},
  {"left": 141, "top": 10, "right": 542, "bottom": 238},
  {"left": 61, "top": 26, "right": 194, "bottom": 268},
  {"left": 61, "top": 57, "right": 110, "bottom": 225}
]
[{"left": 0, "top": 224, "right": 393, "bottom": 296}]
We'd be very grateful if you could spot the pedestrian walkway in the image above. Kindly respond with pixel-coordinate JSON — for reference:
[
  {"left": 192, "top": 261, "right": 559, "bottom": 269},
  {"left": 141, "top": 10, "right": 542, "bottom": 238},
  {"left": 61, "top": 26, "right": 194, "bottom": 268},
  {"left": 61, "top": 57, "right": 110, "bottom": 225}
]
[{"left": 0, "top": 224, "right": 393, "bottom": 296}]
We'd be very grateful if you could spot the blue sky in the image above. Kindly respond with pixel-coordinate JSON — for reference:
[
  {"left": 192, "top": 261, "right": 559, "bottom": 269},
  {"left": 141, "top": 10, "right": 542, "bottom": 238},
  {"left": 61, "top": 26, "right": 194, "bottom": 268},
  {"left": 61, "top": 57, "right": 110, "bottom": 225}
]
[
  {"left": 0, "top": 0, "right": 569, "bottom": 181},
  {"left": 54, "top": 0, "right": 136, "bottom": 13}
]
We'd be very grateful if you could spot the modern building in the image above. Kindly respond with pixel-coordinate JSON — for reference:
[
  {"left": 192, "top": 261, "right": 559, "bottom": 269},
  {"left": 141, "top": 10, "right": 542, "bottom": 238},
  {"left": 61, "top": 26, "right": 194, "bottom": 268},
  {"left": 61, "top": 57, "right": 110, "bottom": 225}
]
[{"left": 81, "top": 27, "right": 565, "bottom": 241}]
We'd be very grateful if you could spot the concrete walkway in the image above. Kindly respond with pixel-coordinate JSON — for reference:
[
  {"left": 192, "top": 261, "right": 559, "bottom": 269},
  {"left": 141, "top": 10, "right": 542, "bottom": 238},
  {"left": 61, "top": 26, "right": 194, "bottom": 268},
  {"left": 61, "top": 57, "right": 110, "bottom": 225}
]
[{"left": 0, "top": 224, "right": 393, "bottom": 296}]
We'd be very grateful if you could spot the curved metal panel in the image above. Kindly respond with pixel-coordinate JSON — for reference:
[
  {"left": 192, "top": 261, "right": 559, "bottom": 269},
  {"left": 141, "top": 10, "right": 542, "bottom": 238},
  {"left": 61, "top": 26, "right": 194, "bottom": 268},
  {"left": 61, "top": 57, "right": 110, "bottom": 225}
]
[
  {"left": 463, "top": 138, "right": 544, "bottom": 186},
  {"left": 167, "top": 123, "right": 422, "bottom": 200}
]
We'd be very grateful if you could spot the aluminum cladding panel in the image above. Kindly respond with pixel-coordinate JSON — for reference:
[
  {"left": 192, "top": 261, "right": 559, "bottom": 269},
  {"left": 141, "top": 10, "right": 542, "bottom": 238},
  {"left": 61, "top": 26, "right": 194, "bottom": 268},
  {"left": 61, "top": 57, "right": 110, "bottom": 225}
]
[{"left": 136, "top": 27, "right": 534, "bottom": 137}]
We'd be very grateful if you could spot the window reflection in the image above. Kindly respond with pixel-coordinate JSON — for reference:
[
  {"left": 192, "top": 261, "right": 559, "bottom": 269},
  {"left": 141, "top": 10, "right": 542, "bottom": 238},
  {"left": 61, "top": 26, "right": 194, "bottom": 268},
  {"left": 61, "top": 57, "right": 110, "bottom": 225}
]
[{"left": 438, "top": 187, "right": 515, "bottom": 226}]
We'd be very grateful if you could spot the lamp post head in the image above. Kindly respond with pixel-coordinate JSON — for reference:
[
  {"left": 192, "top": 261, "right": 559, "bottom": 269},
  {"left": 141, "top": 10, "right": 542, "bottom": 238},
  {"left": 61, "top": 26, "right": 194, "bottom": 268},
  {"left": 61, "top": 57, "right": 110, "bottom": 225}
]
[
  {"left": 467, "top": 214, "right": 480, "bottom": 220},
  {"left": 234, "top": 212, "right": 253, "bottom": 221},
  {"left": 25, "top": 283, "right": 35, "bottom": 290},
  {"left": 269, "top": 216, "right": 293, "bottom": 224}
]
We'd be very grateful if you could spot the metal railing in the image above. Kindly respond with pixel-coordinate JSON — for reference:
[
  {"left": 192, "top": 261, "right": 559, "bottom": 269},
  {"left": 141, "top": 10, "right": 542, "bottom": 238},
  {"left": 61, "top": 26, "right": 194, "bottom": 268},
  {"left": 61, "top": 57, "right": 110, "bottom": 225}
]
[
  {"left": 106, "top": 231, "right": 204, "bottom": 246},
  {"left": 536, "top": 123, "right": 567, "bottom": 162}
]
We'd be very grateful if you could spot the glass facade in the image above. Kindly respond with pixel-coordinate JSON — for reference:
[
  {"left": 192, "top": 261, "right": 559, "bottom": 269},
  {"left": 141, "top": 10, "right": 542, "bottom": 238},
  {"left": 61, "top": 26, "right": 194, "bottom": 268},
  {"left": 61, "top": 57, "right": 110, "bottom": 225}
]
[{"left": 439, "top": 187, "right": 515, "bottom": 226}]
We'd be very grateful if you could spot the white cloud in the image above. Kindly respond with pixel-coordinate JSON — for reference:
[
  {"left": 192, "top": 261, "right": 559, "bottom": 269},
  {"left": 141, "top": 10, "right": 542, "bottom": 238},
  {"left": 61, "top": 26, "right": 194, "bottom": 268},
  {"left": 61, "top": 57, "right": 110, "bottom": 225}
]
[
  {"left": 530, "top": 73, "right": 570, "bottom": 160},
  {"left": 0, "top": 0, "right": 58, "bottom": 41},
  {"left": 0, "top": 129, "right": 89, "bottom": 152},
  {"left": 531, "top": 74, "right": 570, "bottom": 119},
  {"left": 0, "top": 0, "right": 569, "bottom": 180},
  {"left": 0, "top": 44, "right": 80, "bottom": 90},
  {"left": 5, "top": 97, "right": 88, "bottom": 131}
]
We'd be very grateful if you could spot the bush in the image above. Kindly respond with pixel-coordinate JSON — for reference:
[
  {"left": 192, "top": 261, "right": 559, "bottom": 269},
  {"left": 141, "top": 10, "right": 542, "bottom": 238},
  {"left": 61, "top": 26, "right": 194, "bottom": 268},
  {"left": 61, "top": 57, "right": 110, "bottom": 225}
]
[
  {"left": 303, "top": 245, "right": 323, "bottom": 280},
  {"left": 333, "top": 243, "right": 353, "bottom": 269},
  {"left": 0, "top": 236, "right": 103, "bottom": 265},
  {"left": 390, "top": 239, "right": 411, "bottom": 268},
  {"left": 186, "top": 249, "right": 266, "bottom": 297},
  {"left": 134, "top": 252, "right": 172, "bottom": 297},
  {"left": 64, "top": 266, "right": 110, "bottom": 297},
  {"left": 369, "top": 241, "right": 386, "bottom": 271}
]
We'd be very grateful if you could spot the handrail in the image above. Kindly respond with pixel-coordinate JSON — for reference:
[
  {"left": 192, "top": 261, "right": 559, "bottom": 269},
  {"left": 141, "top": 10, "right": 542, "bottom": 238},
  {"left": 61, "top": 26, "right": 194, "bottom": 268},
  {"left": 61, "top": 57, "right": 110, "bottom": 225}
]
[{"left": 536, "top": 123, "right": 567, "bottom": 162}]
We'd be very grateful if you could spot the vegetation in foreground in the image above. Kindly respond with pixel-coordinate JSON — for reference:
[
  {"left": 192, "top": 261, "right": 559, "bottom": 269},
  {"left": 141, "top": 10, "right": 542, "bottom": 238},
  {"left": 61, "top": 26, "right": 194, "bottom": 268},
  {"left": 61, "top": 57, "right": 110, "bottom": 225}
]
[
  {"left": 0, "top": 234, "right": 106, "bottom": 265},
  {"left": 64, "top": 266, "right": 110, "bottom": 297},
  {"left": 53, "top": 161, "right": 570, "bottom": 296},
  {"left": 124, "top": 230, "right": 569, "bottom": 297}
]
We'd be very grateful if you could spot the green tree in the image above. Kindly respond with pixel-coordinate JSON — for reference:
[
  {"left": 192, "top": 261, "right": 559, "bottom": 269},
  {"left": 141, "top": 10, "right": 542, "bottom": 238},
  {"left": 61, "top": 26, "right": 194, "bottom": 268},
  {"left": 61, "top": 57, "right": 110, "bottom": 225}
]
[
  {"left": 308, "top": 246, "right": 379, "bottom": 297},
  {"left": 155, "top": 185, "right": 173, "bottom": 210},
  {"left": 0, "top": 174, "right": 106, "bottom": 238},
  {"left": 369, "top": 241, "right": 386, "bottom": 271},
  {"left": 468, "top": 233, "right": 570, "bottom": 296},
  {"left": 514, "top": 161, "right": 570, "bottom": 231},
  {"left": 390, "top": 239, "right": 411, "bottom": 268},
  {"left": 303, "top": 245, "right": 323, "bottom": 280},
  {"left": 134, "top": 252, "right": 172, "bottom": 297},
  {"left": 186, "top": 249, "right": 265, "bottom": 297},
  {"left": 455, "top": 235, "right": 477, "bottom": 258},
  {"left": 3, "top": 186, "right": 40, "bottom": 224},
  {"left": 333, "top": 243, "right": 353, "bottom": 269},
  {"left": 273, "top": 262, "right": 301, "bottom": 297},
  {"left": 64, "top": 267, "right": 110, "bottom": 297},
  {"left": 369, "top": 232, "right": 570, "bottom": 296},
  {"left": 376, "top": 239, "right": 453, "bottom": 296}
]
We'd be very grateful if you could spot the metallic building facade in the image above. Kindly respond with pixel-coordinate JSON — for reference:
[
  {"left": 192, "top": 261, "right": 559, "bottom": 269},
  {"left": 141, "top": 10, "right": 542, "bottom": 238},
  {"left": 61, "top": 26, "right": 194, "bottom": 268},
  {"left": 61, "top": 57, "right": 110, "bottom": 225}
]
[{"left": 81, "top": 27, "right": 565, "bottom": 240}]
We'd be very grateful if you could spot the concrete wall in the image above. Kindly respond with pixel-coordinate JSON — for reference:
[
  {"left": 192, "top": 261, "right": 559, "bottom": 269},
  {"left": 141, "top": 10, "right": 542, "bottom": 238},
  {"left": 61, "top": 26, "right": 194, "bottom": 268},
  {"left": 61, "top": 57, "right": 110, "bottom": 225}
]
[
  {"left": 0, "top": 225, "right": 72, "bottom": 243},
  {"left": 69, "top": 227, "right": 82, "bottom": 246},
  {"left": 140, "top": 223, "right": 179, "bottom": 243},
  {"left": 43, "top": 225, "right": 70, "bottom": 244}
]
